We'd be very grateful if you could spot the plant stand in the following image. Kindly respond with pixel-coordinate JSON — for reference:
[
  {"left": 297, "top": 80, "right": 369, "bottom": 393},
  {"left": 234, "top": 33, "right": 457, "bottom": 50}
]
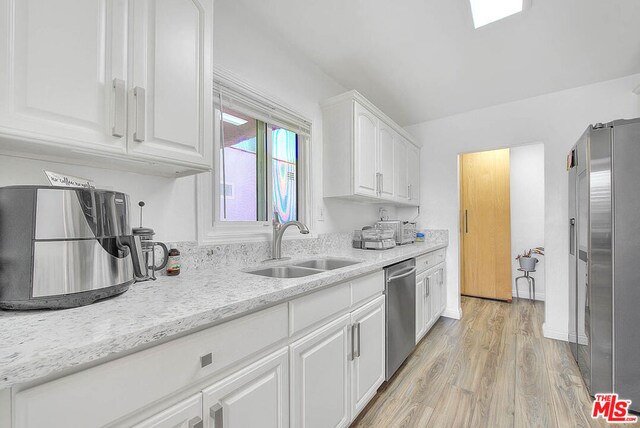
[{"left": 515, "top": 268, "right": 536, "bottom": 301}]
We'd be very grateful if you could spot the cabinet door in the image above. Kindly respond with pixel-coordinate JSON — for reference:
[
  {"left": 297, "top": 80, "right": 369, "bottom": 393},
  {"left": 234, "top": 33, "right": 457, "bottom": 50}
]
[
  {"left": 353, "top": 102, "right": 379, "bottom": 198},
  {"left": 133, "top": 394, "right": 202, "bottom": 428},
  {"left": 290, "top": 314, "right": 350, "bottom": 428},
  {"left": 350, "top": 296, "right": 385, "bottom": 419},
  {"left": 415, "top": 272, "right": 427, "bottom": 343},
  {"left": 378, "top": 122, "right": 395, "bottom": 199},
  {"left": 439, "top": 265, "right": 447, "bottom": 313},
  {"left": 429, "top": 271, "right": 440, "bottom": 325},
  {"left": 407, "top": 144, "right": 421, "bottom": 205},
  {"left": 129, "top": 0, "right": 213, "bottom": 167},
  {"left": 425, "top": 274, "right": 433, "bottom": 329},
  {"left": 394, "top": 137, "right": 409, "bottom": 201},
  {"left": 0, "top": 0, "right": 127, "bottom": 152},
  {"left": 202, "top": 347, "right": 289, "bottom": 428}
]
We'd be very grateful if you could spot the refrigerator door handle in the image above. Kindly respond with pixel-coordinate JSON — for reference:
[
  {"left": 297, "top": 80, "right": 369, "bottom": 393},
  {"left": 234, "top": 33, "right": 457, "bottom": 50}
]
[{"left": 570, "top": 218, "right": 575, "bottom": 255}]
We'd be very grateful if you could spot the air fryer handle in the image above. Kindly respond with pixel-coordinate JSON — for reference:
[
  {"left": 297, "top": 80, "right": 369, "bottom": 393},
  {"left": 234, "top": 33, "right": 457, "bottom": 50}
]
[
  {"left": 120, "top": 235, "right": 146, "bottom": 279},
  {"left": 153, "top": 242, "right": 169, "bottom": 271}
]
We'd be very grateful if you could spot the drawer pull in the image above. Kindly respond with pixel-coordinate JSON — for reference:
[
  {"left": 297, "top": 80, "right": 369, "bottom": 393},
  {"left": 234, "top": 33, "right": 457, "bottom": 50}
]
[
  {"left": 189, "top": 417, "right": 203, "bottom": 428},
  {"left": 210, "top": 403, "right": 223, "bottom": 428},
  {"left": 200, "top": 353, "right": 213, "bottom": 368}
]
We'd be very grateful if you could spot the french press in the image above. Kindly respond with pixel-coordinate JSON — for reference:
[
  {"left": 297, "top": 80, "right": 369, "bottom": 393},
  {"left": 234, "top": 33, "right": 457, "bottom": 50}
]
[{"left": 132, "top": 201, "right": 169, "bottom": 281}]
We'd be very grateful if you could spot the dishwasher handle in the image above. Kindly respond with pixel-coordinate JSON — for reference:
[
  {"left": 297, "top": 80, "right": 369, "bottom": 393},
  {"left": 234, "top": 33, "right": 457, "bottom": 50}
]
[{"left": 387, "top": 266, "right": 417, "bottom": 282}]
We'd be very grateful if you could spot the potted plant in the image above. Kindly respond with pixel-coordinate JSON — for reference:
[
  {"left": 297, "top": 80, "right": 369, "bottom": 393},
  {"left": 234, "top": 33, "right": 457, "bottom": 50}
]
[{"left": 516, "top": 247, "right": 544, "bottom": 271}]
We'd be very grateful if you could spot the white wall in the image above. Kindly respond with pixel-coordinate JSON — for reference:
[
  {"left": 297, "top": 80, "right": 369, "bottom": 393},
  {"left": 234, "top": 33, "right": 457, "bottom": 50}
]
[
  {"left": 406, "top": 73, "right": 640, "bottom": 340},
  {"left": 0, "top": 0, "right": 393, "bottom": 242},
  {"left": 510, "top": 144, "right": 545, "bottom": 301}
]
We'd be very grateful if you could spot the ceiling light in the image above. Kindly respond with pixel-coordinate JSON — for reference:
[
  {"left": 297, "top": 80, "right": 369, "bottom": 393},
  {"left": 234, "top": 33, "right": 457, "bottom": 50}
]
[
  {"left": 470, "top": 0, "right": 523, "bottom": 28},
  {"left": 222, "top": 112, "right": 248, "bottom": 126}
]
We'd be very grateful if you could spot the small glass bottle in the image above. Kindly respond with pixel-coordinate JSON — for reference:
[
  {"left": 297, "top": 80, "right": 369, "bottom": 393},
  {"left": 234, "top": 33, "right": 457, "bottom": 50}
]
[{"left": 166, "top": 245, "right": 181, "bottom": 276}]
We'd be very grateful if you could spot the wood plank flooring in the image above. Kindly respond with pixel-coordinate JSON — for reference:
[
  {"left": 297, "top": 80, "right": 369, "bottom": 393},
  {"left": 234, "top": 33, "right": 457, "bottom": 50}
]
[{"left": 351, "top": 296, "right": 620, "bottom": 428}]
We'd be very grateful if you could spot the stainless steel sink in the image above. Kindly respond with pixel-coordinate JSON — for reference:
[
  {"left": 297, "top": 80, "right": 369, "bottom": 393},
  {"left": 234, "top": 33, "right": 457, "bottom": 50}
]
[
  {"left": 246, "top": 257, "right": 361, "bottom": 278},
  {"left": 293, "top": 258, "right": 361, "bottom": 271},
  {"left": 247, "top": 266, "right": 324, "bottom": 278}
]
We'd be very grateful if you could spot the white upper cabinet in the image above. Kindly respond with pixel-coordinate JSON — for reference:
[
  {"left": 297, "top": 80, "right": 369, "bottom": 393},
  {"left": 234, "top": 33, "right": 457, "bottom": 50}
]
[
  {"left": 322, "top": 91, "right": 420, "bottom": 206},
  {"left": 378, "top": 121, "right": 395, "bottom": 199},
  {"left": 0, "top": 0, "right": 213, "bottom": 177},
  {"left": 128, "top": 0, "right": 212, "bottom": 168},
  {"left": 353, "top": 102, "right": 379, "bottom": 198},
  {"left": 0, "top": 0, "right": 127, "bottom": 153}
]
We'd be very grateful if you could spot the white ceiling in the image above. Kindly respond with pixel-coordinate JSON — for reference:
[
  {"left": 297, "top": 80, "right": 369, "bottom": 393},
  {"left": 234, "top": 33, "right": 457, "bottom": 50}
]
[{"left": 229, "top": 0, "right": 640, "bottom": 126}]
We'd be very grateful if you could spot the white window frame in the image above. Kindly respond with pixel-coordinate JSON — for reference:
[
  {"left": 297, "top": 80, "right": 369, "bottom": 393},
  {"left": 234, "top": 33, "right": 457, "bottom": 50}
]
[{"left": 197, "top": 68, "right": 314, "bottom": 244}]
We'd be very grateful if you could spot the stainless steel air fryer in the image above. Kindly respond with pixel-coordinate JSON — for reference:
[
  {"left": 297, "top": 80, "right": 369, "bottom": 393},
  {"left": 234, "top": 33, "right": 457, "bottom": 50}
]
[{"left": 0, "top": 186, "right": 140, "bottom": 309}]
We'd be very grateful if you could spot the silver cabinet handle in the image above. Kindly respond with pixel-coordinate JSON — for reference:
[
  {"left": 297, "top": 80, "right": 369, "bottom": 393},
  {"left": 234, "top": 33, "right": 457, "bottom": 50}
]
[
  {"left": 133, "top": 86, "right": 146, "bottom": 142},
  {"left": 408, "top": 184, "right": 412, "bottom": 200},
  {"left": 354, "top": 322, "right": 361, "bottom": 358},
  {"left": 350, "top": 324, "right": 356, "bottom": 360},
  {"left": 200, "top": 353, "right": 212, "bottom": 368},
  {"left": 375, "top": 173, "right": 381, "bottom": 195},
  {"left": 189, "top": 417, "right": 203, "bottom": 428},
  {"left": 210, "top": 403, "right": 223, "bottom": 428},
  {"left": 426, "top": 277, "right": 430, "bottom": 296},
  {"left": 112, "top": 78, "right": 125, "bottom": 137}
]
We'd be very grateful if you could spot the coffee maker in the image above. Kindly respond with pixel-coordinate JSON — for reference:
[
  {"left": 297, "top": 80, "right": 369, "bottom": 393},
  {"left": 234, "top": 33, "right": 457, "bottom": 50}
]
[{"left": 0, "top": 186, "right": 155, "bottom": 309}]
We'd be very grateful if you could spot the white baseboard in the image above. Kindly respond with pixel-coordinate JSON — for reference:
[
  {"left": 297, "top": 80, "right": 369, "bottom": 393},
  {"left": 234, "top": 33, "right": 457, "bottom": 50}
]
[
  {"left": 442, "top": 306, "right": 462, "bottom": 320},
  {"left": 543, "top": 323, "right": 568, "bottom": 341},
  {"left": 512, "top": 289, "right": 545, "bottom": 301}
]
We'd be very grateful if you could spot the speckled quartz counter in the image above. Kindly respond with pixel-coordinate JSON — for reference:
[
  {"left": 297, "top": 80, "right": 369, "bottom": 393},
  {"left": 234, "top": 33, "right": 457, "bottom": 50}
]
[{"left": 0, "top": 241, "right": 446, "bottom": 389}]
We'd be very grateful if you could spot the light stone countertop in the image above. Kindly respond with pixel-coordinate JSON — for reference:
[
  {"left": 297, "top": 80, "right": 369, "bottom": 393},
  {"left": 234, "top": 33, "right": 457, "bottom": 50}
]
[{"left": 0, "top": 241, "right": 446, "bottom": 389}]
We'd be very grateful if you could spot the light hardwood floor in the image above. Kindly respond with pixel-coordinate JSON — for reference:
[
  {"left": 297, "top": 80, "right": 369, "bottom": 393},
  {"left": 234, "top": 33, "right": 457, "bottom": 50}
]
[{"left": 352, "top": 296, "right": 622, "bottom": 428}]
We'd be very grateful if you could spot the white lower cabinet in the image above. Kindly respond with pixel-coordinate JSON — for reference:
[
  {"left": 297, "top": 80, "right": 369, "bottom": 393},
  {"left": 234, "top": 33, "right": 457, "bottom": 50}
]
[
  {"left": 133, "top": 394, "right": 203, "bottom": 428},
  {"left": 8, "top": 271, "right": 390, "bottom": 428},
  {"left": 202, "top": 347, "right": 289, "bottom": 428},
  {"left": 415, "top": 271, "right": 429, "bottom": 343},
  {"left": 350, "top": 296, "right": 385, "bottom": 419},
  {"left": 416, "top": 261, "right": 447, "bottom": 343},
  {"left": 290, "top": 314, "right": 351, "bottom": 428}
]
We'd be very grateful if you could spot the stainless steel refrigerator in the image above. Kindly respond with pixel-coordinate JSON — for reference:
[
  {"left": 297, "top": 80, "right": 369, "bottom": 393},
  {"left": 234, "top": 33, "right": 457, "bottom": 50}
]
[{"left": 568, "top": 118, "right": 640, "bottom": 411}]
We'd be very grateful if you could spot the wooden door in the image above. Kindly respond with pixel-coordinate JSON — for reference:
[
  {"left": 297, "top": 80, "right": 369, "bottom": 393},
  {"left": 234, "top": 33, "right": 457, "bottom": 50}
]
[
  {"left": 350, "top": 296, "right": 385, "bottom": 419},
  {"left": 133, "top": 394, "right": 202, "bottom": 428},
  {"left": 128, "top": 0, "right": 213, "bottom": 167},
  {"left": 460, "top": 149, "right": 512, "bottom": 301},
  {"left": 353, "top": 102, "right": 379, "bottom": 198},
  {"left": 378, "top": 123, "right": 395, "bottom": 199},
  {"left": 290, "top": 314, "right": 350, "bottom": 428},
  {"left": 202, "top": 347, "right": 289, "bottom": 428},
  {"left": 0, "top": 0, "right": 127, "bottom": 152}
]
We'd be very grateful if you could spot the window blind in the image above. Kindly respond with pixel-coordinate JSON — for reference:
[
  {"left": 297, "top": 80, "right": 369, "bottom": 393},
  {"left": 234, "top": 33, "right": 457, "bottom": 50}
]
[{"left": 213, "top": 74, "right": 312, "bottom": 137}]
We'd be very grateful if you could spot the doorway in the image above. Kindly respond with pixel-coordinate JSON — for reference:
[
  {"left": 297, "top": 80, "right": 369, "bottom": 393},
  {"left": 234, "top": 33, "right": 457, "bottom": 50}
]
[
  {"left": 459, "top": 144, "right": 546, "bottom": 303},
  {"left": 459, "top": 148, "right": 512, "bottom": 301}
]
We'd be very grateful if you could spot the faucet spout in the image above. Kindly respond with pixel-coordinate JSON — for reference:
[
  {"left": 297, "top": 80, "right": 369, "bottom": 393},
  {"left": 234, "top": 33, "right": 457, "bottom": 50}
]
[{"left": 271, "top": 212, "right": 309, "bottom": 260}]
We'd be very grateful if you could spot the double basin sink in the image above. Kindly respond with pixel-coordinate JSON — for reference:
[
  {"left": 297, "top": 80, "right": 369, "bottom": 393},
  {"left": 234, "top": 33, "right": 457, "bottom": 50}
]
[{"left": 247, "top": 257, "right": 361, "bottom": 278}]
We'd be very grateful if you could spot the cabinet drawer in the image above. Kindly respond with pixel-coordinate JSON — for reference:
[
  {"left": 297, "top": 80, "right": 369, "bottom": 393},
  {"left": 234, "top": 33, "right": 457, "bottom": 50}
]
[
  {"left": 416, "top": 248, "right": 446, "bottom": 273},
  {"left": 351, "top": 271, "right": 384, "bottom": 306},
  {"left": 14, "top": 304, "right": 288, "bottom": 428},
  {"left": 289, "top": 282, "right": 351, "bottom": 336}
]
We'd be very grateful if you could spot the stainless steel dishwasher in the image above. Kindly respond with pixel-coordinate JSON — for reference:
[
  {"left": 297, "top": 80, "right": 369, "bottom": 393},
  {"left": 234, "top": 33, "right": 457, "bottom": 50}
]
[{"left": 384, "top": 258, "right": 416, "bottom": 380}]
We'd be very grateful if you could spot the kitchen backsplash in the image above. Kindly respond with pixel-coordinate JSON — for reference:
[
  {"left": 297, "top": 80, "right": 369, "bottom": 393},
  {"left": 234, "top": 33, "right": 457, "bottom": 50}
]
[{"left": 164, "top": 230, "right": 448, "bottom": 273}]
